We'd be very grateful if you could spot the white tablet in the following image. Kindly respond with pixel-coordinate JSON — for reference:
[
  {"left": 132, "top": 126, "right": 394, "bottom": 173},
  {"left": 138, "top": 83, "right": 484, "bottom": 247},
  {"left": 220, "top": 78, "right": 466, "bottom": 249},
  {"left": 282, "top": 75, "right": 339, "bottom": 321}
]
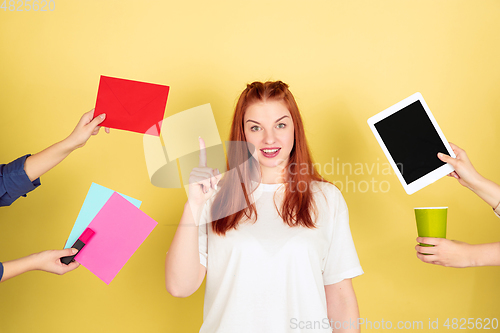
[{"left": 367, "top": 92, "right": 456, "bottom": 195}]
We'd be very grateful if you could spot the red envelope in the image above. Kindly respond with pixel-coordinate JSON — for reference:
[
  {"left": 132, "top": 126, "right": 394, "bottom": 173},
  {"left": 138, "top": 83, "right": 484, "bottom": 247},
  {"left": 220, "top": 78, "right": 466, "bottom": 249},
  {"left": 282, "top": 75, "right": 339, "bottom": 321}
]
[{"left": 94, "top": 75, "right": 169, "bottom": 136}]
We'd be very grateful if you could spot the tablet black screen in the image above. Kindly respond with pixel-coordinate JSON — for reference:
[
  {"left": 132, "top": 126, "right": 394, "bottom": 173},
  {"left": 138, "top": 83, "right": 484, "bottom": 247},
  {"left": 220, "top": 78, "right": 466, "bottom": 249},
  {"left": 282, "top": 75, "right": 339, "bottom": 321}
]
[{"left": 374, "top": 100, "right": 447, "bottom": 184}]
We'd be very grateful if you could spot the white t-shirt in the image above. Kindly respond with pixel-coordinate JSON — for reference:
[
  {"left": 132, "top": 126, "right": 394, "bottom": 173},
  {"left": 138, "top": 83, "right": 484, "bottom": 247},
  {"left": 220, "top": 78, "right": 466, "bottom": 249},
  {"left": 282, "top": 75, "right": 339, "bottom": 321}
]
[{"left": 198, "top": 181, "right": 363, "bottom": 333}]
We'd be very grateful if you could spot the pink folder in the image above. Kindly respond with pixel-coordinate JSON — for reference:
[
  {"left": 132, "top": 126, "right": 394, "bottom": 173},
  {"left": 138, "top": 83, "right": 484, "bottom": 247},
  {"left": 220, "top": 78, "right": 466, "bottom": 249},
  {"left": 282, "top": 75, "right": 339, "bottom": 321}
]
[{"left": 75, "top": 192, "right": 158, "bottom": 284}]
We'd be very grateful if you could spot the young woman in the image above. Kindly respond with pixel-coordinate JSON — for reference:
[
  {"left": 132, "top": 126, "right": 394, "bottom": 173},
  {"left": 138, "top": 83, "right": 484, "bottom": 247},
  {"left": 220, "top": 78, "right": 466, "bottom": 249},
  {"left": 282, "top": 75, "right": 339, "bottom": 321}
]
[
  {"left": 415, "top": 143, "right": 500, "bottom": 267},
  {"left": 165, "top": 81, "right": 363, "bottom": 332}
]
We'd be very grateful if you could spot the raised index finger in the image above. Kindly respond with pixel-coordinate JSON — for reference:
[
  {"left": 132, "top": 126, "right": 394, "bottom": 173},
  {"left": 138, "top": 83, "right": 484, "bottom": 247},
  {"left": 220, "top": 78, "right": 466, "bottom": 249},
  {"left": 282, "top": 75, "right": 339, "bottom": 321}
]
[{"left": 199, "top": 136, "right": 207, "bottom": 167}]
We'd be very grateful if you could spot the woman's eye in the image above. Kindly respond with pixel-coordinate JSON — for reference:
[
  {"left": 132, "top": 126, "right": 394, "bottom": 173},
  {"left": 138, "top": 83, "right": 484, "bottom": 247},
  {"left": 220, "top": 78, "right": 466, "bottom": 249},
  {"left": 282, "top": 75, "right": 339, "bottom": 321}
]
[
  {"left": 277, "top": 123, "right": 286, "bottom": 129},
  {"left": 251, "top": 126, "right": 261, "bottom": 131}
]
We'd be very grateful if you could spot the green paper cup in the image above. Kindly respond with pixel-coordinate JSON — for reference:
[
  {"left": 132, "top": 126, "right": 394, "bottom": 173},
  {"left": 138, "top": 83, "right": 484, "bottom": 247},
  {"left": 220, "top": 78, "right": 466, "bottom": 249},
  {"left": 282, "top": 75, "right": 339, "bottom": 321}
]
[{"left": 414, "top": 207, "right": 447, "bottom": 248}]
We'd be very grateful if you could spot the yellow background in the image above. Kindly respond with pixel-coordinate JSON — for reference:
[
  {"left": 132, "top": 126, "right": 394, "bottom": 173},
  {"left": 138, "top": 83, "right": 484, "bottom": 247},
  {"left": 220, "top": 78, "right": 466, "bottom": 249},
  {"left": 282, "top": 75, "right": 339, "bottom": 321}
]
[{"left": 1, "top": 0, "right": 499, "bottom": 332}]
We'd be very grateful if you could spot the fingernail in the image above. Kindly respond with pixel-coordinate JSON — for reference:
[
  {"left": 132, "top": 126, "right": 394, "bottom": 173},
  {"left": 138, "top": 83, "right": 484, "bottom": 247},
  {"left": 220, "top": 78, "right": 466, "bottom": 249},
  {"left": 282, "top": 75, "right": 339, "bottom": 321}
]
[
  {"left": 72, "top": 248, "right": 79, "bottom": 254},
  {"left": 100, "top": 114, "right": 106, "bottom": 119},
  {"left": 216, "top": 168, "right": 220, "bottom": 175}
]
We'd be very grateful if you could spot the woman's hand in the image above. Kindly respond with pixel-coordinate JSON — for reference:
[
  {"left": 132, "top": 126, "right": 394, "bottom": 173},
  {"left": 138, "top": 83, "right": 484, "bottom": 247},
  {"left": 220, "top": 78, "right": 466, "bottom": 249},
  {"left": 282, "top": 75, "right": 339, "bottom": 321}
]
[
  {"left": 164, "top": 136, "right": 219, "bottom": 295},
  {"left": 187, "top": 137, "right": 222, "bottom": 208},
  {"left": 1, "top": 248, "right": 80, "bottom": 282},
  {"left": 415, "top": 237, "right": 474, "bottom": 268},
  {"left": 64, "top": 109, "right": 110, "bottom": 151},
  {"left": 438, "top": 142, "right": 500, "bottom": 209},
  {"left": 437, "top": 143, "right": 482, "bottom": 191},
  {"left": 33, "top": 248, "right": 81, "bottom": 275},
  {"left": 23, "top": 109, "right": 111, "bottom": 181}
]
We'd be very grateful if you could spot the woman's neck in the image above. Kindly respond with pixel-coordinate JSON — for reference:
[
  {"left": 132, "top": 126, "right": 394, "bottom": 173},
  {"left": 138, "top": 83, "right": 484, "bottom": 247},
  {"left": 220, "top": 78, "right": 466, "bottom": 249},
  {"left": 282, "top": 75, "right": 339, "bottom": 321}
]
[{"left": 260, "top": 166, "right": 286, "bottom": 184}]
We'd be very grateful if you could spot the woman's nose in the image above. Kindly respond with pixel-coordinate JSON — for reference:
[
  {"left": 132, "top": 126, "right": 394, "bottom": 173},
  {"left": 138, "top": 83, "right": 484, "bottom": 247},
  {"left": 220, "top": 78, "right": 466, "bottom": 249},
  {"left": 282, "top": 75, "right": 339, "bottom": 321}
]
[{"left": 264, "top": 130, "right": 276, "bottom": 144}]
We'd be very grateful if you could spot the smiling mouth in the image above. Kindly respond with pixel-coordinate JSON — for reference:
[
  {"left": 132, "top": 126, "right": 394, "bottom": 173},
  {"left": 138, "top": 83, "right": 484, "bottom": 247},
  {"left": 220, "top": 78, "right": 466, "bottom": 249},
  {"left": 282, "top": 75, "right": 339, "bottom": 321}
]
[
  {"left": 261, "top": 148, "right": 280, "bottom": 154},
  {"left": 260, "top": 148, "right": 281, "bottom": 157}
]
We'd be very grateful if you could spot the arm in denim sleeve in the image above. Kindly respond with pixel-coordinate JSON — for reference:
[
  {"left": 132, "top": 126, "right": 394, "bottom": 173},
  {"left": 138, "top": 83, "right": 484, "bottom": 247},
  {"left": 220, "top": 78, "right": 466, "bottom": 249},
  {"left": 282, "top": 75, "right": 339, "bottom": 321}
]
[{"left": 0, "top": 155, "right": 41, "bottom": 207}]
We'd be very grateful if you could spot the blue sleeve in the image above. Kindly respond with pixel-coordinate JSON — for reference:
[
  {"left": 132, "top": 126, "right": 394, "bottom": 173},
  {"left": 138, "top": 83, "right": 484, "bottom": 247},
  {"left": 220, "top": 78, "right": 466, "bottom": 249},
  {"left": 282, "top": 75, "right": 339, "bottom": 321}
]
[
  {"left": 0, "top": 154, "right": 41, "bottom": 207},
  {"left": 0, "top": 262, "right": 3, "bottom": 281}
]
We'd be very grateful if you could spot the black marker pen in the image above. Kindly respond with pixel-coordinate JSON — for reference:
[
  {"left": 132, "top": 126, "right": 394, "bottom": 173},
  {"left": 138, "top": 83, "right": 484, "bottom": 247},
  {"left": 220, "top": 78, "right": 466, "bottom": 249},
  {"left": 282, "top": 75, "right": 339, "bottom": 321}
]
[{"left": 61, "top": 228, "right": 95, "bottom": 265}]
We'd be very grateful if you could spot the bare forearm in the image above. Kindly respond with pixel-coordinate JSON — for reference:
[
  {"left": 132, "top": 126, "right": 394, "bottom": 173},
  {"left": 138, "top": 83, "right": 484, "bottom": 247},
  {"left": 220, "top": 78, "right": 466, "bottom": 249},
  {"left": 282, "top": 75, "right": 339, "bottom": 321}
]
[
  {"left": 1, "top": 254, "right": 37, "bottom": 282},
  {"left": 437, "top": 144, "right": 500, "bottom": 210},
  {"left": 326, "top": 280, "right": 360, "bottom": 333},
  {"left": 329, "top": 303, "right": 360, "bottom": 332},
  {"left": 24, "top": 139, "right": 75, "bottom": 182},
  {"left": 23, "top": 109, "right": 107, "bottom": 182},
  {"left": 471, "top": 242, "right": 500, "bottom": 267},
  {"left": 470, "top": 176, "right": 500, "bottom": 210},
  {"left": 1, "top": 249, "right": 80, "bottom": 282},
  {"left": 165, "top": 202, "right": 204, "bottom": 296}
]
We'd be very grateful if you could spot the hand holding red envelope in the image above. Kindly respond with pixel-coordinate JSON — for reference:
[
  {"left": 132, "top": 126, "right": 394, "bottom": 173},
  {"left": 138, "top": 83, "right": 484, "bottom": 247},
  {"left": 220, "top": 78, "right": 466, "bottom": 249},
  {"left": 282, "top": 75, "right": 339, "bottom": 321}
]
[{"left": 94, "top": 75, "right": 169, "bottom": 136}]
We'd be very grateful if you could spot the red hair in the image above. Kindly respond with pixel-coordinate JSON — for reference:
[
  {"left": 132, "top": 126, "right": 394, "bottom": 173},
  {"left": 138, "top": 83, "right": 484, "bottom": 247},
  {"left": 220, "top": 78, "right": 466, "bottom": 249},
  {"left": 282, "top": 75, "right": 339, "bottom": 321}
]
[{"left": 210, "top": 81, "right": 331, "bottom": 235}]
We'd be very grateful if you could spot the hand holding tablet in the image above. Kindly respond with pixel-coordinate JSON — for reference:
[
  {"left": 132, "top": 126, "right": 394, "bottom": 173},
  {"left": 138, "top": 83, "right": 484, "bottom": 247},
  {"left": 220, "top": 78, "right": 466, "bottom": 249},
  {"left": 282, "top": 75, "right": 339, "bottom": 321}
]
[{"left": 368, "top": 92, "right": 456, "bottom": 194}]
